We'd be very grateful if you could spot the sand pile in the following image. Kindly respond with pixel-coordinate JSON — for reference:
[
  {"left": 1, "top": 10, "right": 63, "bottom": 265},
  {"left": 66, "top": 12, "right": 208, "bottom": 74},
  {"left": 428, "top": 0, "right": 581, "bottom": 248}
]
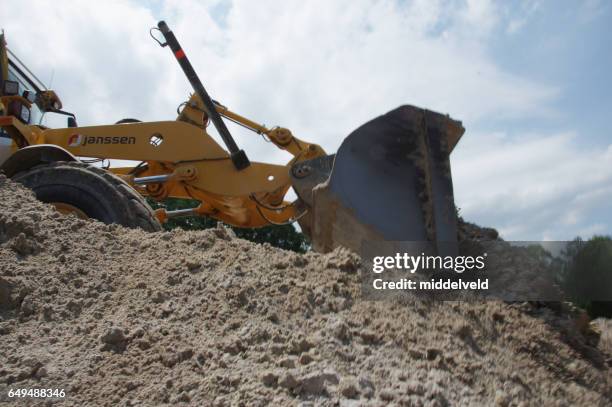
[{"left": 0, "top": 175, "right": 610, "bottom": 406}]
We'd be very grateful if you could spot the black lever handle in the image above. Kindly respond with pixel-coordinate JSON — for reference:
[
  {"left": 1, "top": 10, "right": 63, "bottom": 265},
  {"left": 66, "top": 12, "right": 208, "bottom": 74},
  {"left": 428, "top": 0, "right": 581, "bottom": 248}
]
[{"left": 157, "top": 20, "right": 250, "bottom": 170}]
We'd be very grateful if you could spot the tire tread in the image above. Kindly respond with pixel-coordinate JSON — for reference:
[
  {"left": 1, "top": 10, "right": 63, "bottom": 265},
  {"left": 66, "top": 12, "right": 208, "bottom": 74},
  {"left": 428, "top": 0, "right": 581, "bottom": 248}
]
[{"left": 13, "top": 161, "right": 162, "bottom": 232}]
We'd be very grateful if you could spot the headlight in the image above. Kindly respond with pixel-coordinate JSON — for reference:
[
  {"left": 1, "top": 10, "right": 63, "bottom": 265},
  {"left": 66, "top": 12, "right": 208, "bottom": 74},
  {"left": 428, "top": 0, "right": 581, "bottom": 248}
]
[
  {"left": 20, "top": 105, "right": 30, "bottom": 124},
  {"left": 2, "top": 80, "right": 19, "bottom": 96}
]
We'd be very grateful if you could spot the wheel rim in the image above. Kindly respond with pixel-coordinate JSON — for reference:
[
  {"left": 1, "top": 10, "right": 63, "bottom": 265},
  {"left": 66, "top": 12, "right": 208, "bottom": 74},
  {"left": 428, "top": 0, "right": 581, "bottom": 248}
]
[{"left": 51, "top": 202, "right": 89, "bottom": 219}]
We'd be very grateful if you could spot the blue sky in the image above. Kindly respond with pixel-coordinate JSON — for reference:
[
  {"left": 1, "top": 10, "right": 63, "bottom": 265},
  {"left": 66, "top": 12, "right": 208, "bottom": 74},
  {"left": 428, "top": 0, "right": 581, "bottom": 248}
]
[
  {"left": 484, "top": 0, "right": 611, "bottom": 146},
  {"left": 1, "top": 0, "right": 610, "bottom": 240},
  {"left": 448, "top": 0, "right": 611, "bottom": 239}
]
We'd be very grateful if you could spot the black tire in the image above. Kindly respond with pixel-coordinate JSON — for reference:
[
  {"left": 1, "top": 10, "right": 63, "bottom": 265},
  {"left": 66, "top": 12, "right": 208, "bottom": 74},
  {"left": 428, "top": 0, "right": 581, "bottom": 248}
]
[{"left": 13, "top": 161, "right": 162, "bottom": 232}]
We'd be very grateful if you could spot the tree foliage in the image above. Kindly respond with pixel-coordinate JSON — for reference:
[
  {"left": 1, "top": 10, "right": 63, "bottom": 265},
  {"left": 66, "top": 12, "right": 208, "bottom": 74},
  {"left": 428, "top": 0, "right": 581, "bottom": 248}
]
[
  {"left": 557, "top": 235, "right": 612, "bottom": 318},
  {"left": 148, "top": 198, "right": 309, "bottom": 253}
]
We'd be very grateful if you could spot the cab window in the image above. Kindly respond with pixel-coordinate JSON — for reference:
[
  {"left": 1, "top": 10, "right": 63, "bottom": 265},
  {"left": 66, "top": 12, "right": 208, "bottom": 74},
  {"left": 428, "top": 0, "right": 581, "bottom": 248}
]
[{"left": 7, "top": 65, "right": 43, "bottom": 125}]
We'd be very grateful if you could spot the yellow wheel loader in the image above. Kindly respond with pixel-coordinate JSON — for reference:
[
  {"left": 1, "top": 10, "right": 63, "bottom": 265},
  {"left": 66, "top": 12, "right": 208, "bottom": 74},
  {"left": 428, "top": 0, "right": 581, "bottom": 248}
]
[{"left": 0, "top": 22, "right": 464, "bottom": 256}]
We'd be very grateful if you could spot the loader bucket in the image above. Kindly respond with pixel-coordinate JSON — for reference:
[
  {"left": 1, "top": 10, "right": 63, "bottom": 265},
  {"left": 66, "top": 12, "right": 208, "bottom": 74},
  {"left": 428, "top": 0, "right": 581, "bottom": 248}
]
[{"left": 291, "top": 105, "right": 464, "bottom": 256}]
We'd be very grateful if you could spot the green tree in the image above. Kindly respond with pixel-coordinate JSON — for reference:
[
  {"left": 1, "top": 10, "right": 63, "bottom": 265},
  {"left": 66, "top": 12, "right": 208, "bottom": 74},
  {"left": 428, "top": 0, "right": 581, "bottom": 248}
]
[
  {"left": 558, "top": 235, "right": 612, "bottom": 318},
  {"left": 148, "top": 198, "right": 309, "bottom": 253}
]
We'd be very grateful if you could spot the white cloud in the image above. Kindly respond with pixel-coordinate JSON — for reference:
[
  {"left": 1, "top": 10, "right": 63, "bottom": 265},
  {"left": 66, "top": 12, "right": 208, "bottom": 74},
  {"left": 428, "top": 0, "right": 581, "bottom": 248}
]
[
  {"left": 459, "top": 0, "right": 499, "bottom": 35},
  {"left": 453, "top": 134, "right": 612, "bottom": 240},
  {"left": 1, "top": 0, "right": 607, "bottom": 240},
  {"left": 504, "top": 0, "right": 540, "bottom": 34},
  {"left": 1, "top": 0, "right": 558, "bottom": 159}
]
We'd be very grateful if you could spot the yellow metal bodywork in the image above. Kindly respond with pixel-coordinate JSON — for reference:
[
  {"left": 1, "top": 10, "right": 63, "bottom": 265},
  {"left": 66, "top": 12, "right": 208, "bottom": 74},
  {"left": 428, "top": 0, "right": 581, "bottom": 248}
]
[
  {"left": 0, "top": 95, "right": 326, "bottom": 228},
  {"left": 51, "top": 202, "right": 89, "bottom": 219},
  {"left": 0, "top": 33, "right": 8, "bottom": 87},
  {"left": 0, "top": 33, "right": 9, "bottom": 116},
  {"left": 0, "top": 32, "right": 327, "bottom": 229}
]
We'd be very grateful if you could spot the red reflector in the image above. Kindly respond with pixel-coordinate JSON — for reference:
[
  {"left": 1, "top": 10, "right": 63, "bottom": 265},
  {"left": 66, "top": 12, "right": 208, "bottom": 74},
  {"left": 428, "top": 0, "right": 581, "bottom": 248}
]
[
  {"left": 175, "top": 49, "right": 186, "bottom": 59},
  {"left": 0, "top": 116, "right": 14, "bottom": 125}
]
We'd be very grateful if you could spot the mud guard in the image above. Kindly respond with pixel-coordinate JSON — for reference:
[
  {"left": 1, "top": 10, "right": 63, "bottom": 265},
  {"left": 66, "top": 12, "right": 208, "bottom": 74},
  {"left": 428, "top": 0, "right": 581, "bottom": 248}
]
[
  {"left": 291, "top": 105, "right": 464, "bottom": 256},
  {"left": 1, "top": 144, "right": 78, "bottom": 178}
]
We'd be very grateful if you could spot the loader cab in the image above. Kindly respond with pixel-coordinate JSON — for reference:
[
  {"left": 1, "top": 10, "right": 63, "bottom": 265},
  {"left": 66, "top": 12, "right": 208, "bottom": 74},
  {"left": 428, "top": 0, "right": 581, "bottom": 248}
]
[
  {"left": 3, "top": 65, "right": 44, "bottom": 125},
  {"left": 0, "top": 33, "right": 40, "bottom": 126},
  {"left": 0, "top": 31, "right": 71, "bottom": 165},
  {"left": 0, "top": 32, "right": 69, "bottom": 129}
]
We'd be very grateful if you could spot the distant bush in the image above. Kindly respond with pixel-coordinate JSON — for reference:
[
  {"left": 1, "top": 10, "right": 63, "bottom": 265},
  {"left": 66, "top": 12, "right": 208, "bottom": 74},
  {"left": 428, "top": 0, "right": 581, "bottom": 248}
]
[
  {"left": 557, "top": 236, "right": 612, "bottom": 318},
  {"left": 148, "top": 198, "right": 309, "bottom": 253}
]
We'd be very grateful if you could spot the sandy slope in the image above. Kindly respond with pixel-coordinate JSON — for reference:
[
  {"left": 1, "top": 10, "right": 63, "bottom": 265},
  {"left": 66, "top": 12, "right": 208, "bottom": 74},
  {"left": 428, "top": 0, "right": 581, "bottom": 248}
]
[{"left": 0, "top": 175, "right": 610, "bottom": 406}]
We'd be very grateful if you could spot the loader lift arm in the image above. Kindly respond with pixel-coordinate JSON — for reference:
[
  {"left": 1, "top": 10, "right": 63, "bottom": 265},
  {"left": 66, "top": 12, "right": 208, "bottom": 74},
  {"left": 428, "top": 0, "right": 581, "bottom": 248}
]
[{"left": 177, "top": 93, "right": 326, "bottom": 161}]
